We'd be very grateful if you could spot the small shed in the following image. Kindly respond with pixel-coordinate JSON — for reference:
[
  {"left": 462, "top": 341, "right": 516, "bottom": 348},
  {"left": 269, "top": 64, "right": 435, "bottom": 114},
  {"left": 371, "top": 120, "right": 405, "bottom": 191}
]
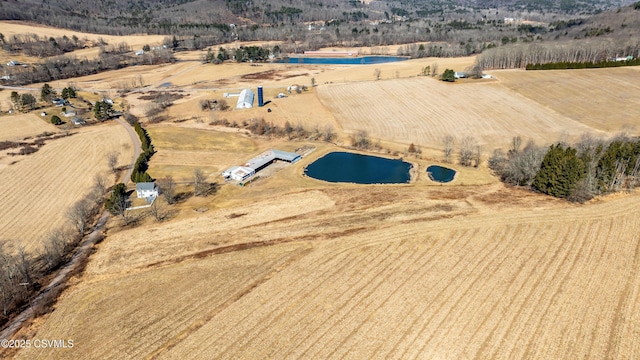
[
  {"left": 71, "top": 117, "right": 86, "bottom": 126},
  {"left": 136, "top": 182, "right": 159, "bottom": 199}
]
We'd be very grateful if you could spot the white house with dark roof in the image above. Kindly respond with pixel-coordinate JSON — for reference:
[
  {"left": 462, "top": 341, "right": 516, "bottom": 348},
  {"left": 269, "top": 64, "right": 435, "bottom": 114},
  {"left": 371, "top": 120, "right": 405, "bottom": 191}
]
[{"left": 136, "top": 182, "right": 159, "bottom": 200}]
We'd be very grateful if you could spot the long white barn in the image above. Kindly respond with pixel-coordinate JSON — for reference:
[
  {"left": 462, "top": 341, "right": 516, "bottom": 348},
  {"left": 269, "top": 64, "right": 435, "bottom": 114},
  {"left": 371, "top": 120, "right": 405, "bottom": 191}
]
[{"left": 222, "top": 149, "right": 301, "bottom": 182}]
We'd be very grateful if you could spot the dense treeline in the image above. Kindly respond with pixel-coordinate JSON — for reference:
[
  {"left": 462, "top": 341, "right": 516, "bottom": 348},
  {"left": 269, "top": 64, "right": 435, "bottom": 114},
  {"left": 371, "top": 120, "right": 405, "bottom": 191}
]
[
  {"left": 526, "top": 57, "right": 640, "bottom": 70},
  {"left": 5, "top": 49, "right": 174, "bottom": 86},
  {"left": 476, "top": 40, "right": 640, "bottom": 69},
  {"left": 1, "top": 33, "right": 85, "bottom": 57},
  {"left": 210, "top": 118, "right": 336, "bottom": 142},
  {"left": 489, "top": 135, "right": 640, "bottom": 201},
  {"left": 131, "top": 123, "right": 155, "bottom": 183}
]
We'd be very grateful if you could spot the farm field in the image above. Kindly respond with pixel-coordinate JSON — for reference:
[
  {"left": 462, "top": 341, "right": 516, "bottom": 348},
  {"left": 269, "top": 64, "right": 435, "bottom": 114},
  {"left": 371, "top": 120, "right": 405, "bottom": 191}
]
[
  {"left": 12, "top": 182, "right": 640, "bottom": 359},
  {"left": 0, "top": 114, "right": 57, "bottom": 142},
  {"left": 496, "top": 67, "right": 640, "bottom": 132},
  {"left": 317, "top": 77, "right": 604, "bottom": 150},
  {"left": 5, "top": 20, "right": 640, "bottom": 360},
  {"left": 146, "top": 125, "right": 258, "bottom": 180},
  {"left": 0, "top": 123, "right": 133, "bottom": 253}
]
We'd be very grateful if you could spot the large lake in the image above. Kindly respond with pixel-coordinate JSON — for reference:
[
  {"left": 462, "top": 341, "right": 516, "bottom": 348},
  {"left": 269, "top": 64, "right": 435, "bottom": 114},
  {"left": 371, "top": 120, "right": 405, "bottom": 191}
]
[
  {"left": 304, "top": 152, "right": 412, "bottom": 184},
  {"left": 278, "top": 56, "right": 409, "bottom": 65}
]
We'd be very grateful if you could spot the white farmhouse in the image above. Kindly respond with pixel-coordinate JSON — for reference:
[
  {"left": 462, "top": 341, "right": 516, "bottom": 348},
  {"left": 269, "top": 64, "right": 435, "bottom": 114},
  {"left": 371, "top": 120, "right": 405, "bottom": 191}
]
[{"left": 136, "top": 182, "right": 159, "bottom": 200}]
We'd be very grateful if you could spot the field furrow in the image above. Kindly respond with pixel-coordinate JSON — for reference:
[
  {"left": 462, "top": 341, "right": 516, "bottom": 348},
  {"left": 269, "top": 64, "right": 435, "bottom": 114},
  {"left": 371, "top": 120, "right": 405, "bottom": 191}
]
[
  {"left": 317, "top": 77, "right": 607, "bottom": 151},
  {"left": 0, "top": 123, "right": 133, "bottom": 252}
]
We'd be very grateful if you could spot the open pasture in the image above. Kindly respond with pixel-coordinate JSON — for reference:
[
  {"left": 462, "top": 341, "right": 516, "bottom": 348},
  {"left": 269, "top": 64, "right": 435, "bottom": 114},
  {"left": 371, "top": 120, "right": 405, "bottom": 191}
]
[
  {"left": 317, "top": 76, "right": 603, "bottom": 150},
  {"left": 496, "top": 67, "right": 640, "bottom": 133},
  {"left": 12, "top": 182, "right": 640, "bottom": 359},
  {"left": 0, "top": 123, "right": 133, "bottom": 252},
  {"left": 146, "top": 125, "right": 257, "bottom": 180}
]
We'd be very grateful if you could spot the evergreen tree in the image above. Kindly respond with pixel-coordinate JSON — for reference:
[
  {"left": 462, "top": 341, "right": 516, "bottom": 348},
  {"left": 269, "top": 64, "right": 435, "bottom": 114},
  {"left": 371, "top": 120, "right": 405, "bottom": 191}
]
[
  {"left": 533, "top": 144, "right": 585, "bottom": 198},
  {"left": 93, "top": 100, "right": 113, "bottom": 121},
  {"left": 40, "top": 83, "right": 56, "bottom": 101},
  {"left": 105, "top": 183, "right": 127, "bottom": 215},
  {"left": 442, "top": 69, "right": 456, "bottom": 82}
]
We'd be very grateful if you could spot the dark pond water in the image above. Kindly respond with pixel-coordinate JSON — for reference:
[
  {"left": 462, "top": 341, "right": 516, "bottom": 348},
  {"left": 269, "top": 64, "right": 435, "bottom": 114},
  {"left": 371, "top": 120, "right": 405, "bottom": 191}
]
[
  {"left": 278, "top": 56, "right": 409, "bottom": 65},
  {"left": 304, "top": 152, "right": 412, "bottom": 184},
  {"left": 426, "top": 165, "right": 456, "bottom": 183}
]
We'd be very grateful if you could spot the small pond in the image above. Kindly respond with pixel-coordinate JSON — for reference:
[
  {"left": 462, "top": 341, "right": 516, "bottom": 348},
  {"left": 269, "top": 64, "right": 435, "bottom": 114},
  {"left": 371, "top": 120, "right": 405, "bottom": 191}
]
[
  {"left": 426, "top": 165, "right": 456, "bottom": 183},
  {"left": 305, "top": 152, "right": 412, "bottom": 184},
  {"left": 278, "top": 56, "right": 409, "bottom": 65}
]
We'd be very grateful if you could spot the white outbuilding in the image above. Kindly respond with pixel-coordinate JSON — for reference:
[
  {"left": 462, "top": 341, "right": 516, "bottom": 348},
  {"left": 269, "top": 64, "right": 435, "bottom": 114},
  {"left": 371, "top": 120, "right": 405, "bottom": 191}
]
[
  {"left": 235, "top": 88, "right": 255, "bottom": 109},
  {"left": 222, "top": 166, "right": 255, "bottom": 181}
]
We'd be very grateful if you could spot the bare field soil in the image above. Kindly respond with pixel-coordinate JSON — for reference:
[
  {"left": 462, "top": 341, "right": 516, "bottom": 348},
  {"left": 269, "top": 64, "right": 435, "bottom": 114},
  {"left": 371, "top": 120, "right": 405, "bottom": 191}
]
[
  {"left": 13, "top": 182, "right": 640, "bottom": 359},
  {"left": 496, "top": 67, "right": 640, "bottom": 132},
  {"left": 0, "top": 123, "right": 133, "bottom": 252},
  {"left": 0, "top": 114, "right": 57, "bottom": 142},
  {"left": 317, "top": 76, "right": 605, "bottom": 150}
]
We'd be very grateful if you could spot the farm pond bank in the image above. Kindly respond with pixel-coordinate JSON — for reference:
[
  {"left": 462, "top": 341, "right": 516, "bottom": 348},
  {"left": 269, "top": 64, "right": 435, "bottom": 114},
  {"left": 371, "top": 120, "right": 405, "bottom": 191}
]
[{"left": 304, "top": 152, "right": 412, "bottom": 184}]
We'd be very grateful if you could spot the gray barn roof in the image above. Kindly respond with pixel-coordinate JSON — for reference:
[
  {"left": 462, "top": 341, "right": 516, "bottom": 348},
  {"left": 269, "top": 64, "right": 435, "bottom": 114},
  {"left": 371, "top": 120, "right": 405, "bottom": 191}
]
[
  {"left": 136, "top": 182, "right": 156, "bottom": 191},
  {"left": 271, "top": 149, "right": 301, "bottom": 163},
  {"left": 243, "top": 149, "right": 301, "bottom": 170}
]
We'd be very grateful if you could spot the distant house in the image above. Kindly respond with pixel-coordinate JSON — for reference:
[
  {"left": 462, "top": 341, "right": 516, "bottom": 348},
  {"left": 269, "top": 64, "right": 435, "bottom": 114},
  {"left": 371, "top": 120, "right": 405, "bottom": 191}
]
[
  {"left": 52, "top": 98, "right": 66, "bottom": 106},
  {"left": 454, "top": 72, "right": 468, "bottom": 79},
  {"left": 71, "top": 117, "right": 86, "bottom": 126},
  {"left": 6, "top": 60, "right": 19, "bottom": 67},
  {"left": 136, "top": 182, "right": 159, "bottom": 200},
  {"left": 135, "top": 50, "right": 144, "bottom": 56},
  {"left": 62, "top": 110, "right": 76, "bottom": 117}
]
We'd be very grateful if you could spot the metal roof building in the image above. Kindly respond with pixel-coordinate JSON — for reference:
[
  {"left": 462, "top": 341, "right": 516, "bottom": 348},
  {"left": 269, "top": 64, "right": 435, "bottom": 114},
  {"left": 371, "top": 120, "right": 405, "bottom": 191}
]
[
  {"left": 222, "top": 166, "right": 255, "bottom": 181},
  {"left": 235, "top": 88, "right": 254, "bottom": 109},
  {"left": 222, "top": 149, "right": 302, "bottom": 182}
]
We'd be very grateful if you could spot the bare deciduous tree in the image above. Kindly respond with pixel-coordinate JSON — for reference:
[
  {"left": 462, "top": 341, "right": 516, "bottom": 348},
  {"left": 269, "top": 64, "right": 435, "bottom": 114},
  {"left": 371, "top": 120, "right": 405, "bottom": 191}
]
[
  {"left": 193, "top": 168, "right": 208, "bottom": 197},
  {"left": 431, "top": 63, "right": 439, "bottom": 77},
  {"left": 149, "top": 199, "right": 164, "bottom": 221},
  {"left": 158, "top": 176, "right": 176, "bottom": 204},
  {"left": 459, "top": 136, "right": 477, "bottom": 167},
  {"left": 67, "top": 199, "right": 91, "bottom": 235},
  {"left": 93, "top": 174, "right": 108, "bottom": 197},
  {"left": 107, "top": 151, "right": 119, "bottom": 173},
  {"left": 352, "top": 130, "right": 370, "bottom": 149},
  {"left": 443, "top": 135, "right": 455, "bottom": 163}
]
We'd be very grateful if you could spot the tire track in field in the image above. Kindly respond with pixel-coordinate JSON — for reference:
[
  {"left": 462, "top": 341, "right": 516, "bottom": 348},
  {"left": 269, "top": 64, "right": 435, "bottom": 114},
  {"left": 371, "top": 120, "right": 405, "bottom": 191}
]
[
  {"left": 473, "top": 222, "right": 577, "bottom": 358},
  {"left": 211, "top": 241, "right": 400, "bottom": 359},
  {"left": 436, "top": 224, "right": 545, "bottom": 358},
  {"left": 516, "top": 219, "right": 598, "bottom": 359},
  {"left": 394, "top": 225, "right": 512, "bottom": 359},
  {"left": 145, "top": 246, "right": 313, "bottom": 360},
  {"left": 375, "top": 229, "right": 475, "bottom": 357},
  {"left": 413, "top": 224, "right": 525, "bottom": 358}
]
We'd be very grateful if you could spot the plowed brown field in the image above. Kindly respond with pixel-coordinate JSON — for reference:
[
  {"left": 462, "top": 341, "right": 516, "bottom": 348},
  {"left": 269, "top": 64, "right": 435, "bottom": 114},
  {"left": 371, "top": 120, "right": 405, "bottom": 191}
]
[
  {"left": 13, "top": 183, "right": 640, "bottom": 359},
  {"left": 317, "top": 76, "right": 606, "bottom": 150},
  {"left": 0, "top": 123, "right": 133, "bottom": 252},
  {"left": 0, "top": 114, "right": 57, "bottom": 142}
]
